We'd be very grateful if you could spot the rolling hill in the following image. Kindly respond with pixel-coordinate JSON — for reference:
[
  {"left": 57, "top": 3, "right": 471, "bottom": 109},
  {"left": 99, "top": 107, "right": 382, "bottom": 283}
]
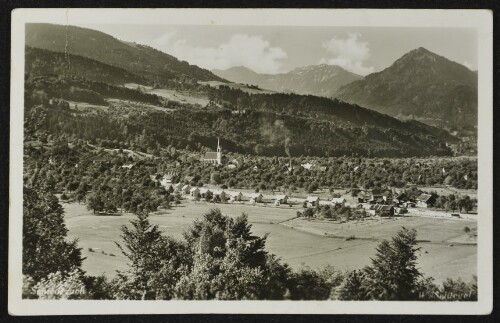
[
  {"left": 25, "top": 23, "right": 225, "bottom": 87},
  {"left": 212, "top": 64, "right": 362, "bottom": 97},
  {"left": 25, "top": 46, "right": 149, "bottom": 86},
  {"left": 335, "top": 47, "right": 477, "bottom": 129}
]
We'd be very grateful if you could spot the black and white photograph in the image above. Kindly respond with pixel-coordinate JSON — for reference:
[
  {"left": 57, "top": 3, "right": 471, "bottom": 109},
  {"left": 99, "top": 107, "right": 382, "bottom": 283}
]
[{"left": 8, "top": 8, "right": 493, "bottom": 315}]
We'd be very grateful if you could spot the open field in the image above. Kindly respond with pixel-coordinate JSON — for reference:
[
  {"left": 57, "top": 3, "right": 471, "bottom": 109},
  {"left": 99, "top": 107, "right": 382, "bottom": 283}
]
[
  {"left": 64, "top": 200, "right": 477, "bottom": 284},
  {"left": 199, "top": 81, "right": 276, "bottom": 94},
  {"left": 107, "top": 98, "right": 175, "bottom": 113},
  {"left": 85, "top": 142, "right": 154, "bottom": 160},
  {"left": 67, "top": 100, "right": 109, "bottom": 113},
  {"left": 419, "top": 186, "right": 477, "bottom": 199},
  {"left": 123, "top": 83, "right": 210, "bottom": 106}
]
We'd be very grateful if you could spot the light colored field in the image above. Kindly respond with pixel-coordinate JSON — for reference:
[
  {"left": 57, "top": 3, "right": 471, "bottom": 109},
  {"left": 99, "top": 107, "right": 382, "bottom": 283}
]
[
  {"left": 282, "top": 216, "right": 477, "bottom": 243},
  {"left": 64, "top": 201, "right": 476, "bottom": 284},
  {"left": 123, "top": 83, "right": 210, "bottom": 106},
  {"left": 85, "top": 142, "right": 154, "bottom": 160},
  {"left": 419, "top": 186, "right": 477, "bottom": 199},
  {"left": 107, "top": 98, "right": 175, "bottom": 113},
  {"left": 199, "top": 81, "right": 275, "bottom": 94},
  {"left": 150, "top": 88, "right": 209, "bottom": 106},
  {"left": 67, "top": 101, "right": 108, "bottom": 112}
]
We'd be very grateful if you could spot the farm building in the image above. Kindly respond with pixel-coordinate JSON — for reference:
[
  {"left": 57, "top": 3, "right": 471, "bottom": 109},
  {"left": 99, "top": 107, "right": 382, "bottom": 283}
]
[
  {"left": 357, "top": 192, "right": 370, "bottom": 203},
  {"left": 227, "top": 191, "right": 244, "bottom": 202},
  {"left": 274, "top": 194, "right": 289, "bottom": 205},
  {"left": 306, "top": 196, "right": 320, "bottom": 207},
  {"left": 403, "top": 201, "right": 416, "bottom": 208},
  {"left": 394, "top": 207, "right": 408, "bottom": 215},
  {"left": 370, "top": 204, "right": 395, "bottom": 217},
  {"left": 190, "top": 187, "right": 200, "bottom": 197},
  {"left": 184, "top": 176, "right": 195, "bottom": 183},
  {"left": 160, "top": 173, "right": 175, "bottom": 188},
  {"left": 211, "top": 190, "right": 228, "bottom": 202},
  {"left": 181, "top": 185, "right": 191, "bottom": 195},
  {"left": 331, "top": 197, "right": 346, "bottom": 206},
  {"left": 369, "top": 190, "right": 392, "bottom": 205},
  {"left": 370, "top": 194, "right": 385, "bottom": 204},
  {"left": 301, "top": 162, "right": 315, "bottom": 170},
  {"left": 393, "top": 192, "right": 408, "bottom": 205},
  {"left": 379, "top": 205, "right": 395, "bottom": 217},
  {"left": 199, "top": 187, "right": 211, "bottom": 198},
  {"left": 416, "top": 194, "right": 436, "bottom": 208},
  {"left": 249, "top": 193, "right": 263, "bottom": 203},
  {"left": 202, "top": 138, "right": 222, "bottom": 165}
]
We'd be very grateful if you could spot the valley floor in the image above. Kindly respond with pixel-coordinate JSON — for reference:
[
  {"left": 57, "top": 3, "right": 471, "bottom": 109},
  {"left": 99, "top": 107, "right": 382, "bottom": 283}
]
[{"left": 64, "top": 200, "right": 477, "bottom": 284}]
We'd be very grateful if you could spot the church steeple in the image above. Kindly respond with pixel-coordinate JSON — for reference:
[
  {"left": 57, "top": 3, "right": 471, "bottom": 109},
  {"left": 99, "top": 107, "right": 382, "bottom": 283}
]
[{"left": 216, "top": 138, "right": 222, "bottom": 165}]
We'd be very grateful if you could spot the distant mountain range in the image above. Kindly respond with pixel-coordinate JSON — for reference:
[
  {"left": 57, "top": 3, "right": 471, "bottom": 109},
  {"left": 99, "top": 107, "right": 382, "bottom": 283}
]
[
  {"left": 335, "top": 47, "right": 477, "bottom": 129},
  {"left": 25, "top": 23, "right": 225, "bottom": 87},
  {"left": 24, "top": 23, "right": 460, "bottom": 157},
  {"left": 212, "top": 64, "right": 362, "bottom": 97},
  {"left": 213, "top": 47, "right": 477, "bottom": 130}
]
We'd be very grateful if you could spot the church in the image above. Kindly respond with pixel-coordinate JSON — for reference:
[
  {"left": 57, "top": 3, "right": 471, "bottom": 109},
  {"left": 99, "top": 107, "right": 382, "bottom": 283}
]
[{"left": 202, "top": 138, "right": 222, "bottom": 165}]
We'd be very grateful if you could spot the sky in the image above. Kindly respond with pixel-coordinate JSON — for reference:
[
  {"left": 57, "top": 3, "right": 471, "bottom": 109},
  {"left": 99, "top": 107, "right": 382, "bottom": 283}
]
[{"left": 82, "top": 24, "right": 477, "bottom": 76}]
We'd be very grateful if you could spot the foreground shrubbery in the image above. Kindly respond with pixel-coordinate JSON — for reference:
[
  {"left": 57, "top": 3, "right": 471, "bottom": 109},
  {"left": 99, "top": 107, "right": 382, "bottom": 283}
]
[{"left": 22, "top": 186, "right": 477, "bottom": 300}]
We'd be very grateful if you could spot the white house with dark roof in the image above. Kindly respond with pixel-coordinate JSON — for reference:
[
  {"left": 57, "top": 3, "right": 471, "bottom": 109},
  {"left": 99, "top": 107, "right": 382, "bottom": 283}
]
[
  {"left": 416, "top": 194, "right": 436, "bottom": 208},
  {"left": 249, "top": 193, "right": 263, "bottom": 203},
  {"left": 331, "top": 197, "right": 346, "bottom": 206},
  {"left": 274, "top": 194, "right": 288, "bottom": 205},
  {"left": 227, "top": 191, "right": 243, "bottom": 202},
  {"left": 306, "top": 196, "right": 320, "bottom": 207},
  {"left": 190, "top": 187, "right": 200, "bottom": 197}
]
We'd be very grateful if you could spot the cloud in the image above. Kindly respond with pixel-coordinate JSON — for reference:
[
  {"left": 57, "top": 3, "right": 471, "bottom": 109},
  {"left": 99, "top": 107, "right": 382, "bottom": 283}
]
[
  {"left": 149, "top": 32, "right": 287, "bottom": 74},
  {"left": 319, "top": 33, "right": 374, "bottom": 75}
]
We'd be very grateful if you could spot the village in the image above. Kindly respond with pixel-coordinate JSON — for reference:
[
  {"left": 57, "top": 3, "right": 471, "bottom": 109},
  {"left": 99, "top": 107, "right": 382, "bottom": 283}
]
[
  {"left": 147, "top": 138, "right": 478, "bottom": 222},
  {"left": 157, "top": 177, "right": 476, "bottom": 220}
]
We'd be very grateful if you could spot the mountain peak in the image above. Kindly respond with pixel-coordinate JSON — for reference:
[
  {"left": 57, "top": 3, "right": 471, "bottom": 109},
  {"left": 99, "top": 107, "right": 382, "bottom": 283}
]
[
  {"left": 399, "top": 47, "right": 440, "bottom": 61},
  {"left": 413, "top": 46, "right": 432, "bottom": 53},
  {"left": 336, "top": 47, "right": 478, "bottom": 128}
]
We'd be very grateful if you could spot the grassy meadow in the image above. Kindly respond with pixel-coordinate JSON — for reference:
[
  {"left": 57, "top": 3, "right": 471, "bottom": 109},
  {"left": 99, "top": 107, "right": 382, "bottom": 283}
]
[{"left": 64, "top": 201, "right": 477, "bottom": 284}]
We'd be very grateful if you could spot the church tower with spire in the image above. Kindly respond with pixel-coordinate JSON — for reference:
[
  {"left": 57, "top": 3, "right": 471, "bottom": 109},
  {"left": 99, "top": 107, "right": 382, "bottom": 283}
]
[
  {"left": 202, "top": 138, "right": 223, "bottom": 165},
  {"left": 216, "top": 137, "right": 222, "bottom": 165}
]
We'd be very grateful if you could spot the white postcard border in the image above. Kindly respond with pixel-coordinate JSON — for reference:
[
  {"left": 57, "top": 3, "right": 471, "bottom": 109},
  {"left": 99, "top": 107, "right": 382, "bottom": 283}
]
[{"left": 9, "top": 8, "right": 493, "bottom": 315}]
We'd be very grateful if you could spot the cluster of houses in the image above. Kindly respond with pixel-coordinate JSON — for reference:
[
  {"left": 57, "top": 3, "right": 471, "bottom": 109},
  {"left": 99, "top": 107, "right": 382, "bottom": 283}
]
[
  {"left": 355, "top": 189, "right": 437, "bottom": 217},
  {"left": 154, "top": 170, "right": 438, "bottom": 218}
]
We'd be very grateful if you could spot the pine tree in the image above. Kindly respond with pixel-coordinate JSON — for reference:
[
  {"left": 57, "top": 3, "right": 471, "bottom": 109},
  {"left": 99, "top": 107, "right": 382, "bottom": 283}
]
[
  {"left": 114, "top": 211, "right": 185, "bottom": 300},
  {"left": 364, "top": 227, "right": 423, "bottom": 300},
  {"left": 23, "top": 186, "right": 83, "bottom": 283}
]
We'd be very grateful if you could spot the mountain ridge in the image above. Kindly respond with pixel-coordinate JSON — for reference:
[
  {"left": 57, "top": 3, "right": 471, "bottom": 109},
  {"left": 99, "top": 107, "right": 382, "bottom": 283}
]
[
  {"left": 23, "top": 25, "right": 459, "bottom": 158},
  {"left": 335, "top": 47, "right": 477, "bottom": 129},
  {"left": 25, "top": 23, "right": 226, "bottom": 88},
  {"left": 212, "top": 64, "right": 363, "bottom": 97}
]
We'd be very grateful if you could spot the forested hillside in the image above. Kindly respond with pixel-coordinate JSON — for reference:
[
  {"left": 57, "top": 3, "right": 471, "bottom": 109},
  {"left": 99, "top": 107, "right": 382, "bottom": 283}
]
[
  {"left": 25, "top": 23, "right": 225, "bottom": 88},
  {"left": 25, "top": 75, "right": 455, "bottom": 158},
  {"left": 26, "top": 46, "right": 149, "bottom": 86}
]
